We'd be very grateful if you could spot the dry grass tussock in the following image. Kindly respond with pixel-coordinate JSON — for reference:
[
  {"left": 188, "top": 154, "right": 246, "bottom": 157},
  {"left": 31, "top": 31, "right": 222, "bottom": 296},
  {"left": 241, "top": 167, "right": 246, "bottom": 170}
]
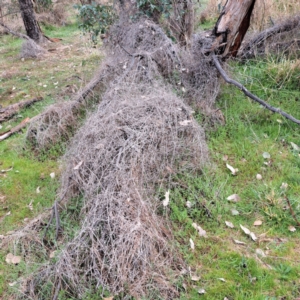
[
  {"left": 20, "top": 39, "right": 46, "bottom": 58},
  {"left": 251, "top": 0, "right": 300, "bottom": 32},
  {"left": 12, "top": 17, "right": 217, "bottom": 299}
]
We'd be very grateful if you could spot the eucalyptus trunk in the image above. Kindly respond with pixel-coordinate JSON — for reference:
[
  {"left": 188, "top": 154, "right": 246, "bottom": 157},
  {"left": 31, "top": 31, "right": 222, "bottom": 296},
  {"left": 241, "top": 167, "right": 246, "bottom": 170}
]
[{"left": 18, "top": 0, "right": 43, "bottom": 43}]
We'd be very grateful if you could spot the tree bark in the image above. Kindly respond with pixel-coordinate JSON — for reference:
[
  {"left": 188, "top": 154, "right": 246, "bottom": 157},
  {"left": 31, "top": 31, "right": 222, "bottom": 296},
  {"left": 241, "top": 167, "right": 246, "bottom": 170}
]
[
  {"left": 211, "top": 0, "right": 256, "bottom": 58},
  {"left": 18, "top": 0, "right": 43, "bottom": 43}
]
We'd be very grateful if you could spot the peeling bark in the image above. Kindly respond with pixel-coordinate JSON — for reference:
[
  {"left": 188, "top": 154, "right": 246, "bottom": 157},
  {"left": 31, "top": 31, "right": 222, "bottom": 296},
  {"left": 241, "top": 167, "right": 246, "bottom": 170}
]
[{"left": 211, "top": 0, "right": 256, "bottom": 58}]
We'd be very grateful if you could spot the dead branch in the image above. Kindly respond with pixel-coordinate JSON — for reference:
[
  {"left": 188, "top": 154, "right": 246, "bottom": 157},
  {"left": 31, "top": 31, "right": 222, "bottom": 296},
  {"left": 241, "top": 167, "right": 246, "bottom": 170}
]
[
  {"left": 0, "top": 20, "right": 30, "bottom": 40},
  {"left": 239, "top": 15, "right": 300, "bottom": 59},
  {"left": 212, "top": 54, "right": 300, "bottom": 125},
  {"left": 0, "top": 117, "right": 31, "bottom": 141},
  {"left": 0, "top": 97, "right": 43, "bottom": 123},
  {"left": 0, "top": 21, "right": 46, "bottom": 58}
]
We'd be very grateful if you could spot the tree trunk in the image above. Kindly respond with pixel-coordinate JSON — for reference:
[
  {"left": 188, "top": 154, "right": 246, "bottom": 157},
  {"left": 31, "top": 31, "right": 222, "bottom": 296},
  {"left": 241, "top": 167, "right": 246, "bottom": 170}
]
[
  {"left": 18, "top": 0, "right": 43, "bottom": 43},
  {"left": 211, "top": 0, "right": 256, "bottom": 58}
]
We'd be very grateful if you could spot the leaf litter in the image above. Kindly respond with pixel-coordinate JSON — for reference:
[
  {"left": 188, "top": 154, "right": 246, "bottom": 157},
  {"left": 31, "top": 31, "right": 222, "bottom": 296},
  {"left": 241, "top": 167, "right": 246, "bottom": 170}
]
[
  {"left": 226, "top": 163, "right": 238, "bottom": 175},
  {"left": 192, "top": 223, "right": 207, "bottom": 237},
  {"left": 227, "top": 194, "right": 240, "bottom": 202},
  {"left": 240, "top": 224, "right": 257, "bottom": 241}
]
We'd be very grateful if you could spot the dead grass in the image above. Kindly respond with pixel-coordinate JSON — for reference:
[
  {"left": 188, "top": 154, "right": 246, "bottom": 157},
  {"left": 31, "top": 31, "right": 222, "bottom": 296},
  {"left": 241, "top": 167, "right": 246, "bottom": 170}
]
[
  {"left": 23, "top": 81, "right": 208, "bottom": 299},
  {"left": 27, "top": 17, "right": 220, "bottom": 151},
  {"left": 17, "top": 16, "right": 219, "bottom": 299}
]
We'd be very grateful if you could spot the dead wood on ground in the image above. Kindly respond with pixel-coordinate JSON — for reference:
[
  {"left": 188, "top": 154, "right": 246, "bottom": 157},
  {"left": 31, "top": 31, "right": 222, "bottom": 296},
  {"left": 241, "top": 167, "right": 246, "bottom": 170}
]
[
  {"left": 12, "top": 1, "right": 298, "bottom": 299},
  {"left": 0, "top": 117, "right": 31, "bottom": 141},
  {"left": 18, "top": 16, "right": 216, "bottom": 299},
  {"left": 0, "top": 97, "right": 43, "bottom": 123},
  {"left": 212, "top": 54, "right": 300, "bottom": 125},
  {"left": 27, "top": 18, "right": 220, "bottom": 151},
  {"left": 239, "top": 15, "right": 300, "bottom": 59}
]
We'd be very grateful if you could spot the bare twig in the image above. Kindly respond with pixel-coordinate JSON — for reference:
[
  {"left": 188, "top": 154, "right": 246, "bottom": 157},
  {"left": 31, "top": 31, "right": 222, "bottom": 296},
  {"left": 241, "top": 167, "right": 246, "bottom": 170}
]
[
  {"left": 54, "top": 201, "right": 61, "bottom": 240},
  {"left": 212, "top": 54, "right": 300, "bottom": 125},
  {"left": 285, "top": 196, "right": 300, "bottom": 227},
  {"left": 42, "top": 209, "right": 54, "bottom": 241},
  {"left": 52, "top": 279, "right": 61, "bottom": 300}
]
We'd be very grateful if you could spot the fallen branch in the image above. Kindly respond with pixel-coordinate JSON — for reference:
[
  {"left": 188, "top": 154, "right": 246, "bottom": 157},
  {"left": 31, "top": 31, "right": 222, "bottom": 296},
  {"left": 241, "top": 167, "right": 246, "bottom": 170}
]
[
  {"left": 0, "top": 21, "right": 46, "bottom": 58},
  {"left": 0, "top": 21, "right": 30, "bottom": 40},
  {"left": 0, "top": 117, "right": 31, "bottom": 141},
  {"left": 0, "top": 97, "right": 43, "bottom": 123},
  {"left": 0, "top": 19, "right": 55, "bottom": 43},
  {"left": 73, "top": 70, "right": 105, "bottom": 104},
  {"left": 239, "top": 15, "right": 300, "bottom": 59},
  {"left": 212, "top": 54, "right": 300, "bottom": 125}
]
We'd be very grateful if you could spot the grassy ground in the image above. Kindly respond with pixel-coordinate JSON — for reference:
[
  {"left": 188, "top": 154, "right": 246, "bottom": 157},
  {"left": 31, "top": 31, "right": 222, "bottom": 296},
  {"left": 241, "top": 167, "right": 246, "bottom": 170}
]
[
  {"left": 170, "top": 57, "right": 300, "bottom": 299},
  {"left": 0, "top": 19, "right": 103, "bottom": 297},
  {"left": 1, "top": 11, "right": 300, "bottom": 300}
]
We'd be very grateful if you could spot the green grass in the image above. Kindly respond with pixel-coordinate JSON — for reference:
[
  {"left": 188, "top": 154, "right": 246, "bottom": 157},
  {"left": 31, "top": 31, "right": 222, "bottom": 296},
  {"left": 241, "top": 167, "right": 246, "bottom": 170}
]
[
  {"left": 1, "top": 11, "right": 300, "bottom": 300},
  {"left": 0, "top": 14, "right": 103, "bottom": 296},
  {"left": 168, "top": 56, "right": 300, "bottom": 299}
]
